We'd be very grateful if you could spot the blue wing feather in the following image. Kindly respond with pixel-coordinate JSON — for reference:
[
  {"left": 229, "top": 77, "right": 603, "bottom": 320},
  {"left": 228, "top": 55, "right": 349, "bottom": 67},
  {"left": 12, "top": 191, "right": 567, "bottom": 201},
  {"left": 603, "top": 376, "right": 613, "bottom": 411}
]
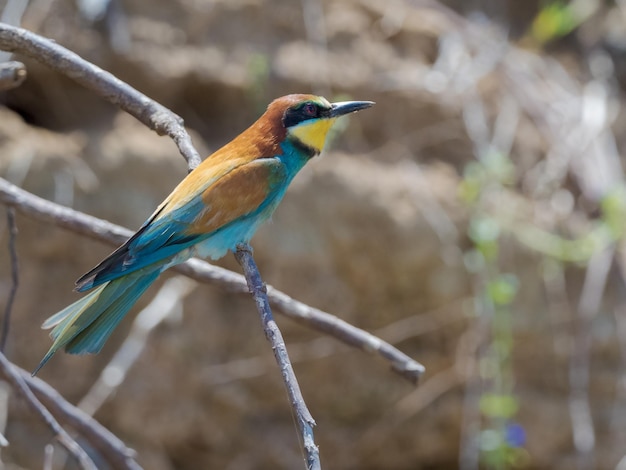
[
  {"left": 75, "top": 197, "right": 209, "bottom": 292},
  {"left": 75, "top": 158, "right": 288, "bottom": 292}
]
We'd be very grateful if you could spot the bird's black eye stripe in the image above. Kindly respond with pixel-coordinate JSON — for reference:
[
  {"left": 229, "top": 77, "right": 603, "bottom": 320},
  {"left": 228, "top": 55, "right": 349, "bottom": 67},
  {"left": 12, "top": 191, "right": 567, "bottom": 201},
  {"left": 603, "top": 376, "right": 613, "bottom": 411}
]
[{"left": 283, "top": 102, "right": 328, "bottom": 127}]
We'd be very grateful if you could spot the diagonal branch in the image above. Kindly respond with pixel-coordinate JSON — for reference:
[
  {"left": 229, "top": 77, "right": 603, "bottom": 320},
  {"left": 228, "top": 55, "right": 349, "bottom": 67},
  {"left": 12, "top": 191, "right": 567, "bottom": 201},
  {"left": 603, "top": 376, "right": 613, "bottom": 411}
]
[
  {"left": 0, "top": 352, "right": 97, "bottom": 470},
  {"left": 0, "top": 60, "right": 26, "bottom": 91},
  {"left": 235, "top": 244, "right": 320, "bottom": 470},
  {"left": 1, "top": 207, "right": 18, "bottom": 351},
  {"left": 0, "top": 23, "right": 201, "bottom": 172},
  {"left": 0, "top": 176, "right": 424, "bottom": 383},
  {"left": 18, "top": 366, "right": 142, "bottom": 470}
]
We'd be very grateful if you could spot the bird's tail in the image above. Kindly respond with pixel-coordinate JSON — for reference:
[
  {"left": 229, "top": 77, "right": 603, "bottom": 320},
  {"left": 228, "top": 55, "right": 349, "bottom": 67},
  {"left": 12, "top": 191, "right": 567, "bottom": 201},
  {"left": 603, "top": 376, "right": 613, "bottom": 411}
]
[{"left": 33, "top": 267, "right": 162, "bottom": 375}]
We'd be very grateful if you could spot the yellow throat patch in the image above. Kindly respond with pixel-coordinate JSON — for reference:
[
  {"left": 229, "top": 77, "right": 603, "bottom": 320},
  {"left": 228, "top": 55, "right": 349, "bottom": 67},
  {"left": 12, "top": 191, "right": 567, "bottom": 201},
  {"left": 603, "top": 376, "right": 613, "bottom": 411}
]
[{"left": 288, "top": 117, "right": 337, "bottom": 153}]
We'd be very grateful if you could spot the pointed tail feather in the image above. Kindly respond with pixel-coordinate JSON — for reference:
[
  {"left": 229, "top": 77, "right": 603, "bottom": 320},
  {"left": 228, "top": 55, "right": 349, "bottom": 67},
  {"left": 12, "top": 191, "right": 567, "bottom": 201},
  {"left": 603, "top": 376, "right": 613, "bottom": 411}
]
[
  {"left": 33, "top": 268, "right": 161, "bottom": 375},
  {"left": 65, "top": 269, "right": 161, "bottom": 354}
]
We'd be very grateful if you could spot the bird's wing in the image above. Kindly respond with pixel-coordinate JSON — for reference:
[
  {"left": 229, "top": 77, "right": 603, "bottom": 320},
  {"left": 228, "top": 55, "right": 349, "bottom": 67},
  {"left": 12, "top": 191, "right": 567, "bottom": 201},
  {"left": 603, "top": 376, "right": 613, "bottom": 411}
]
[{"left": 75, "top": 157, "right": 286, "bottom": 291}]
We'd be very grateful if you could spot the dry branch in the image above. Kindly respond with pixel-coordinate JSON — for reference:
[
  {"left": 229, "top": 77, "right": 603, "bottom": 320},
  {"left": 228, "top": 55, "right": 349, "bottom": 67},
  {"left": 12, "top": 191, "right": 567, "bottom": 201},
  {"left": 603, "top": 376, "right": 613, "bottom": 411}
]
[
  {"left": 19, "top": 367, "right": 142, "bottom": 470},
  {"left": 1, "top": 208, "right": 18, "bottom": 351},
  {"left": 0, "top": 176, "right": 425, "bottom": 383},
  {"left": 235, "top": 244, "right": 320, "bottom": 470},
  {"left": 0, "top": 60, "right": 26, "bottom": 91},
  {"left": 0, "top": 353, "right": 97, "bottom": 470},
  {"left": 0, "top": 23, "right": 201, "bottom": 172}
]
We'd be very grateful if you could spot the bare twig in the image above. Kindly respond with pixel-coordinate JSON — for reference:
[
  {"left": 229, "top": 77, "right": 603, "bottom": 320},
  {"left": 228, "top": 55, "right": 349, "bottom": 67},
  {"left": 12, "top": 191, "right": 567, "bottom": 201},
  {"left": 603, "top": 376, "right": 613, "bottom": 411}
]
[
  {"left": 1, "top": 208, "right": 18, "bottom": 351},
  {"left": 18, "top": 367, "right": 142, "bottom": 470},
  {"left": 43, "top": 444, "right": 54, "bottom": 470},
  {"left": 0, "top": 0, "right": 28, "bottom": 66},
  {"left": 0, "top": 176, "right": 424, "bottom": 383},
  {"left": 234, "top": 243, "right": 320, "bottom": 470},
  {"left": 569, "top": 247, "right": 613, "bottom": 469},
  {"left": 0, "top": 23, "right": 202, "bottom": 172},
  {"left": 0, "top": 60, "right": 26, "bottom": 91},
  {"left": 0, "top": 352, "right": 97, "bottom": 470},
  {"left": 0, "top": 381, "right": 10, "bottom": 448}
]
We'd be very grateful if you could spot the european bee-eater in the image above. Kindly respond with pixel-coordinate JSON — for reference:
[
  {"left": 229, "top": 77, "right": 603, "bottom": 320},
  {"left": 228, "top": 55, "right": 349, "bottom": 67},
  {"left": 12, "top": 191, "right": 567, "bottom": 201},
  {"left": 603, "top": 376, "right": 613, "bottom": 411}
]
[{"left": 34, "top": 94, "right": 373, "bottom": 374}]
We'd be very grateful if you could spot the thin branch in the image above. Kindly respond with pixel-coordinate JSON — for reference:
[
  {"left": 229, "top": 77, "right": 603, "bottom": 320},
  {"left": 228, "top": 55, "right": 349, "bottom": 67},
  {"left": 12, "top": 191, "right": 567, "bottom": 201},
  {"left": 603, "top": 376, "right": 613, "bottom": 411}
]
[
  {"left": 18, "top": 367, "right": 142, "bottom": 470},
  {"left": 0, "top": 176, "right": 424, "bottom": 383},
  {"left": 0, "top": 60, "right": 26, "bottom": 91},
  {"left": 0, "top": 352, "right": 97, "bottom": 470},
  {"left": 0, "top": 23, "right": 201, "bottom": 172},
  {"left": 43, "top": 444, "right": 54, "bottom": 470},
  {"left": 0, "top": 381, "right": 9, "bottom": 448},
  {"left": 234, "top": 244, "right": 320, "bottom": 470},
  {"left": 1, "top": 208, "right": 18, "bottom": 351},
  {"left": 569, "top": 247, "right": 613, "bottom": 469}
]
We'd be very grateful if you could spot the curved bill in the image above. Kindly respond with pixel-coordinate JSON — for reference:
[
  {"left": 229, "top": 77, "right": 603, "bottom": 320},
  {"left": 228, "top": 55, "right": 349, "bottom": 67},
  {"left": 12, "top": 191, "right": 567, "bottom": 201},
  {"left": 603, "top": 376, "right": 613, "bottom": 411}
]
[{"left": 329, "top": 100, "right": 375, "bottom": 118}]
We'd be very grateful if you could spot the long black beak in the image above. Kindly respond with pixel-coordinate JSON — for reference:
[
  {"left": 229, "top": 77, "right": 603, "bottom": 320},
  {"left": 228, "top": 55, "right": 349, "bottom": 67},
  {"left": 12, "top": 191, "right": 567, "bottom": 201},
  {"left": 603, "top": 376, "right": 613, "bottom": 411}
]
[{"left": 329, "top": 100, "right": 375, "bottom": 118}]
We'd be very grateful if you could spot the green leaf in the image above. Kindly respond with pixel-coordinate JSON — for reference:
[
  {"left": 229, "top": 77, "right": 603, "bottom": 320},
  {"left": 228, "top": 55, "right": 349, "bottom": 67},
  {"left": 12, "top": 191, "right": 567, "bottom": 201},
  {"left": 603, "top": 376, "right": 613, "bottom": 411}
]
[
  {"left": 487, "top": 274, "right": 519, "bottom": 306},
  {"left": 601, "top": 185, "right": 626, "bottom": 238},
  {"left": 531, "top": 2, "right": 577, "bottom": 44},
  {"left": 469, "top": 217, "right": 500, "bottom": 244},
  {"left": 480, "top": 393, "right": 519, "bottom": 419}
]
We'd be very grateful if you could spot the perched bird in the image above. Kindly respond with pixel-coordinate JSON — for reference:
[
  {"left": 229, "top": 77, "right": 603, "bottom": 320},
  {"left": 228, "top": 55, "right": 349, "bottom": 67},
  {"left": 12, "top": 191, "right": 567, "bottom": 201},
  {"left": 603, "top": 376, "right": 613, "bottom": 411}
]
[{"left": 34, "top": 94, "right": 373, "bottom": 374}]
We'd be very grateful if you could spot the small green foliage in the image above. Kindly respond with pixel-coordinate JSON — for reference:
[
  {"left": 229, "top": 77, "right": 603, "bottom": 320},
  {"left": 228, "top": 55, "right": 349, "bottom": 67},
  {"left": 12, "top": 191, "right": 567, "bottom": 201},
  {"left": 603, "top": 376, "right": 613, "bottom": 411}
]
[
  {"left": 459, "top": 161, "right": 485, "bottom": 204},
  {"left": 469, "top": 217, "right": 501, "bottom": 261},
  {"left": 461, "top": 150, "right": 526, "bottom": 469},
  {"left": 600, "top": 185, "right": 626, "bottom": 238},
  {"left": 487, "top": 274, "right": 519, "bottom": 306},
  {"left": 531, "top": 1, "right": 577, "bottom": 43},
  {"left": 459, "top": 154, "right": 515, "bottom": 204},
  {"left": 463, "top": 249, "right": 486, "bottom": 274},
  {"left": 458, "top": 178, "right": 481, "bottom": 205},
  {"left": 480, "top": 393, "right": 519, "bottom": 419},
  {"left": 483, "top": 152, "right": 516, "bottom": 186},
  {"left": 517, "top": 224, "right": 611, "bottom": 263},
  {"left": 469, "top": 217, "right": 501, "bottom": 244},
  {"left": 513, "top": 185, "right": 626, "bottom": 263}
]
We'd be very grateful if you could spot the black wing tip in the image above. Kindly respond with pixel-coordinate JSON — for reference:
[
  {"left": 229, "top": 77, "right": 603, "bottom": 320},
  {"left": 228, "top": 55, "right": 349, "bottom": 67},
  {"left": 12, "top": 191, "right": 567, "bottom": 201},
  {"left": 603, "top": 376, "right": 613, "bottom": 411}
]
[
  {"left": 75, "top": 265, "right": 104, "bottom": 291},
  {"left": 74, "top": 243, "right": 133, "bottom": 292},
  {"left": 74, "top": 275, "right": 94, "bottom": 292}
]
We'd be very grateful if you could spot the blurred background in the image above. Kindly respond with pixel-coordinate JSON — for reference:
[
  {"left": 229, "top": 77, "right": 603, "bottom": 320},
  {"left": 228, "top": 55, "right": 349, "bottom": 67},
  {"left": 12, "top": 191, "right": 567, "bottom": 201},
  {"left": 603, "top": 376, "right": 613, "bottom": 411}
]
[{"left": 1, "top": 0, "right": 626, "bottom": 468}]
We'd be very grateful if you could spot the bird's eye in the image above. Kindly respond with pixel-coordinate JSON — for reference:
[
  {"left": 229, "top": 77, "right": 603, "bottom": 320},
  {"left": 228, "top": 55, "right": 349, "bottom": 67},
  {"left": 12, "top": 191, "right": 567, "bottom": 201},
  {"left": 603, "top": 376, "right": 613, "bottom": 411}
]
[{"left": 302, "top": 103, "right": 317, "bottom": 117}]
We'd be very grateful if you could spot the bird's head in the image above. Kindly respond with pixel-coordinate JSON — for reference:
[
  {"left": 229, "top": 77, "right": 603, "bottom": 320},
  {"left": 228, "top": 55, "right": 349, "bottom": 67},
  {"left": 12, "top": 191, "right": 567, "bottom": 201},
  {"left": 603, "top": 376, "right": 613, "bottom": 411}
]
[{"left": 266, "top": 94, "right": 374, "bottom": 157}]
